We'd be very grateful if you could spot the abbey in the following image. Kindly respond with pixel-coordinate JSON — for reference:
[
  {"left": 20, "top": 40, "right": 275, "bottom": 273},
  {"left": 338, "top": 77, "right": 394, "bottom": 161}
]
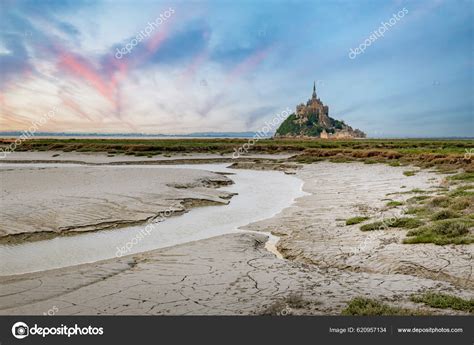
[
  {"left": 275, "top": 82, "right": 366, "bottom": 139},
  {"left": 295, "top": 83, "right": 331, "bottom": 128}
]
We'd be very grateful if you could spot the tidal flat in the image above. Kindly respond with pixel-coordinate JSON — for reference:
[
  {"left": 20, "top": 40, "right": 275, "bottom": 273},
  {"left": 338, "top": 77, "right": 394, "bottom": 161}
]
[{"left": 0, "top": 139, "right": 472, "bottom": 315}]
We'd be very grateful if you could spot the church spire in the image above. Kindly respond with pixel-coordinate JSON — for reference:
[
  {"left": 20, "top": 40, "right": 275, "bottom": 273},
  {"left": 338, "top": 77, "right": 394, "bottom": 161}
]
[{"left": 312, "top": 81, "right": 317, "bottom": 99}]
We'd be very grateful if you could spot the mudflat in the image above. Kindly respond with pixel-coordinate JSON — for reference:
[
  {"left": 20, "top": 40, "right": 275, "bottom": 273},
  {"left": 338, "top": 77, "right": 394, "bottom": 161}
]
[
  {"left": 1, "top": 154, "right": 472, "bottom": 315},
  {"left": 0, "top": 163, "right": 233, "bottom": 241}
]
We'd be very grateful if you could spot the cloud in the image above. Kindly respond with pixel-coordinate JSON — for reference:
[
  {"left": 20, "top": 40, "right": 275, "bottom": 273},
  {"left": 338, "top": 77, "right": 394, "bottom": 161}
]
[
  {"left": 0, "top": 34, "right": 32, "bottom": 89},
  {"left": 1, "top": 0, "right": 472, "bottom": 136}
]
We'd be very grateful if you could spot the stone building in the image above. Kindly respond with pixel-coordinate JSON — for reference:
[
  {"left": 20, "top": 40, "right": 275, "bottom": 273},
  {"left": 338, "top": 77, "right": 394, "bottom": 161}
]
[
  {"left": 295, "top": 82, "right": 332, "bottom": 128},
  {"left": 275, "top": 82, "right": 366, "bottom": 139}
]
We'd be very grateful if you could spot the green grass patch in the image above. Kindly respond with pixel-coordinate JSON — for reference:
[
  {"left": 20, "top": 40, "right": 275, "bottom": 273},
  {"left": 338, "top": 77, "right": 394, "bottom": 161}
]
[
  {"left": 430, "top": 209, "right": 461, "bottom": 221},
  {"left": 403, "top": 170, "right": 417, "bottom": 176},
  {"left": 429, "top": 196, "right": 451, "bottom": 208},
  {"left": 410, "top": 188, "right": 429, "bottom": 194},
  {"left": 346, "top": 216, "right": 370, "bottom": 225},
  {"left": 448, "top": 172, "right": 474, "bottom": 182},
  {"left": 449, "top": 185, "right": 474, "bottom": 197},
  {"left": 425, "top": 195, "right": 472, "bottom": 212},
  {"left": 386, "top": 201, "right": 404, "bottom": 207},
  {"left": 404, "top": 206, "right": 429, "bottom": 216},
  {"left": 407, "top": 195, "right": 431, "bottom": 203},
  {"left": 341, "top": 297, "right": 425, "bottom": 316},
  {"left": 360, "top": 221, "right": 384, "bottom": 231},
  {"left": 360, "top": 217, "right": 423, "bottom": 231},
  {"left": 411, "top": 292, "right": 473, "bottom": 313},
  {"left": 405, "top": 218, "right": 474, "bottom": 245},
  {"left": 391, "top": 217, "right": 424, "bottom": 228}
]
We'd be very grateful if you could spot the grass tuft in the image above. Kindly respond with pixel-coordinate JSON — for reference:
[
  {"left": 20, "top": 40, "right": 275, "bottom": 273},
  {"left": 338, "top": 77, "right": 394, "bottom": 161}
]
[
  {"left": 346, "top": 216, "right": 370, "bottom": 225},
  {"left": 341, "top": 297, "right": 425, "bottom": 316},
  {"left": 360, "top": 217, "right": 423, "bottom": 231},
  {"left": 411, "top": 292, "right": 473, "bottom": 313},
  {"left": 391, "top": 217, "right": 424, "bottom": 228},
  {"left": 386, "top": 201, "right": 404, "bottom": 208},
  {"left": 449, "top": 185, "right": 474, "bottom": 197},
  {"left": 429, "top": 196, "right": 450, "bottom": 208},
  {"left": 448, "top": 172, "right": 474, "bottom": 182},
  {"left": 405, "top": 218, "right": 474, "bottom": 245},
  {"left": 407, "top": 195, "right": 431, "bottom": 203},
  {"left": 430, "top": 209, "right": 460, "bottom": 221},
  {"left": 360, "top": 221, "right": 384, "bottom": 231},
  {"left": 404, "top": 206, "right": 428, "bottom": 216},
  {"left": 410, "top": 188, "right": 429, "bottom": 194},
  {"left": 403, "top": 170, "right": 417, "bottom": 176}
]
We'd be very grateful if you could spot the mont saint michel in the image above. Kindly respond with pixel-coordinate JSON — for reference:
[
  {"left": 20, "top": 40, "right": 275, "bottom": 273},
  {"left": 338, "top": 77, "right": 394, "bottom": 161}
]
[{"left": 275, "top": 83, "right": 366, "bottom": 139}]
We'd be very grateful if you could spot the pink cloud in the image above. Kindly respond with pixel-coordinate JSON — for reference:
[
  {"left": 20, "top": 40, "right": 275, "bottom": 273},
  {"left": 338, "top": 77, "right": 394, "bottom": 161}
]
[{"left": 57, "top": 51, "right": 115, "bottom": 102}]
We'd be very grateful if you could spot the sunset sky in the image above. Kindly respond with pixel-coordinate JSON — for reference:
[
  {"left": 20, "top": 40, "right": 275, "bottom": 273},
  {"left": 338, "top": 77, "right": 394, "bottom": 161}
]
[{"left": 0, "top": 0, "right": 472, "bottom": 137}]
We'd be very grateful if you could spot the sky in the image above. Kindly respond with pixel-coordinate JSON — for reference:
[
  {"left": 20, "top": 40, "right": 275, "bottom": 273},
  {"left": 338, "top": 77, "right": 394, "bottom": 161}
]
[{"left": 0, "top": 0, "right": 472, "bottom": 137}]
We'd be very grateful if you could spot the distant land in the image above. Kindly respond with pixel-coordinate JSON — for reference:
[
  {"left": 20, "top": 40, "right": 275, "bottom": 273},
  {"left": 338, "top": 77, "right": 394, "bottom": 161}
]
[
  {"left": 0, "top": 131, "right": 473, "bottom": 140},
  {"left": 0, "top": 131, "right": 262, "bottom": 138}
]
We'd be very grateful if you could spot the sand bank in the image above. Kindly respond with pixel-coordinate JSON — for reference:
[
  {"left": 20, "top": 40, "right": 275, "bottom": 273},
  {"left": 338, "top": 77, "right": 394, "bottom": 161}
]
[{"left": 0, "top": 163, "right": 234, "bottom": 241}]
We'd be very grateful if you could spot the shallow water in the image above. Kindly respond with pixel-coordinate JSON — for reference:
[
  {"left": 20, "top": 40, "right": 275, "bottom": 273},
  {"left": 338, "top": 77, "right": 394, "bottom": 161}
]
[{"left": 0, "top": 163, "right": 304, "bottom": 275}]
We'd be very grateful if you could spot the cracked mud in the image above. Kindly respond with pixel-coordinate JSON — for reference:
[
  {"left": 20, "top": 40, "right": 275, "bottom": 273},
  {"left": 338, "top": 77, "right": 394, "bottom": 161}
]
[{"left": 0, "top": 157, "right": 472, "bottom": 315}]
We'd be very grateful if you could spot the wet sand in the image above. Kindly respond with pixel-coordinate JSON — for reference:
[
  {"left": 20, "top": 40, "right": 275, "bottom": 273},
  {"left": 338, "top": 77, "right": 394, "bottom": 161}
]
[
  {"left": 0, "top": 154, "right": 472, "bottom": 315},
  {"left": 0, "top": 232, "right": 470, "bottom": 315},
  {"left": 0, "top": 164, "right": 233, "bottom": 240},
  {"left": 1, "top": 164, "right": 304, "bottom": 275},
  {"left": 1, "top": 151, "right": 292, "bottom": 164}
]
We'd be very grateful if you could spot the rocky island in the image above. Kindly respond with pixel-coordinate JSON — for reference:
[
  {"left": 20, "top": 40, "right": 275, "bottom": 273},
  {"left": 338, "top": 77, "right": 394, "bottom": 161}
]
[{"left": 275, "top": 82, "right": 366, "bottom": 139}]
